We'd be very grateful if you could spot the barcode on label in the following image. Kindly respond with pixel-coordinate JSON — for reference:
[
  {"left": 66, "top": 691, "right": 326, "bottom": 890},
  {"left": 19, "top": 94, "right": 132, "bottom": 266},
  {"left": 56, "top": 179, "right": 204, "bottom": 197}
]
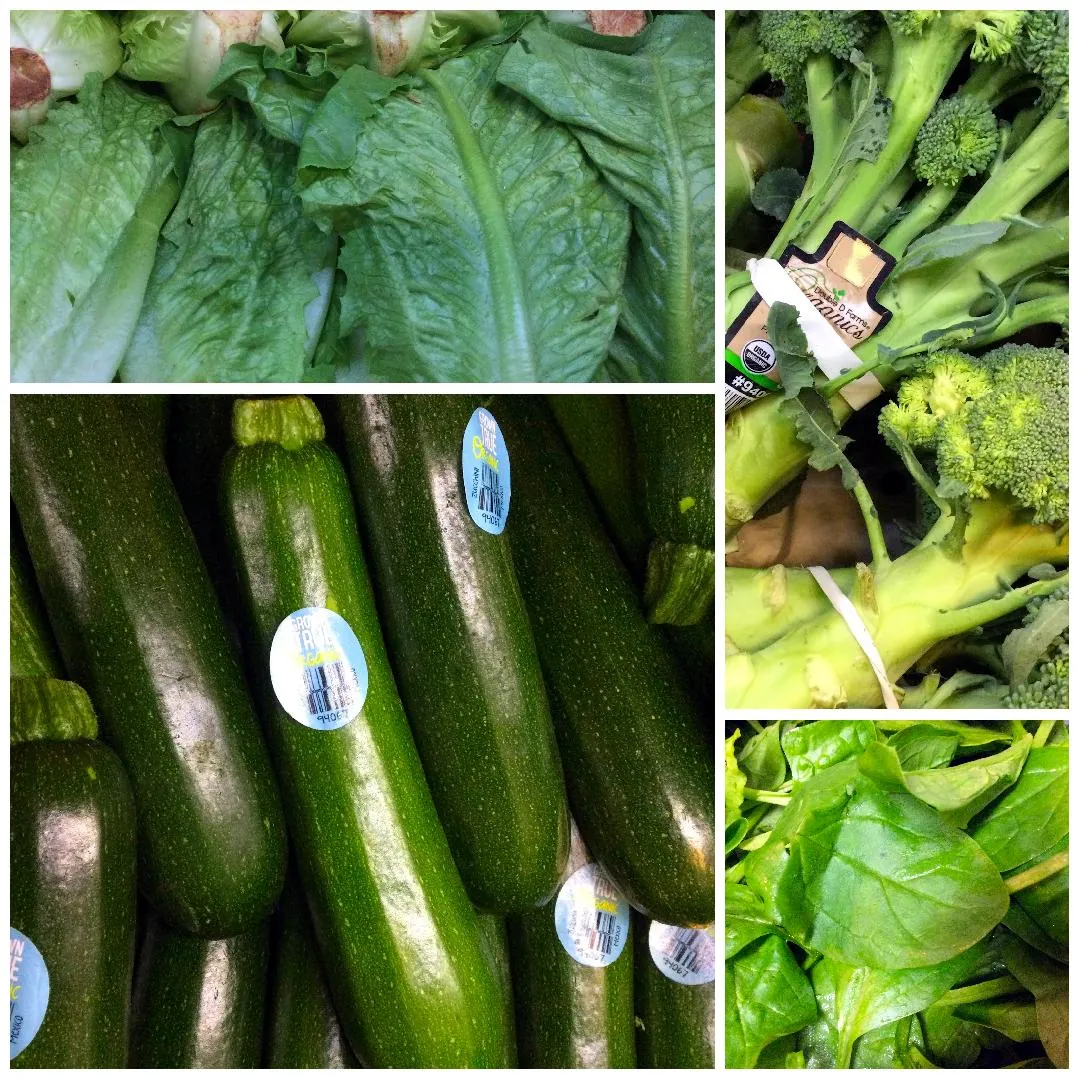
[
  {"left": 478, "top": 463, "right": 504, "bottom": 522},
  {"left": 304, "top": 661, "right": 354, "bottom": 717},
  {"left": 669, "top": 927, "right": 703, "bottom": 973},
  {"left": 725, "top": 385, "right": 752, "bottom": 412},
  {"left": 588, "top": 909, "right": 617, "bottom": 956}
]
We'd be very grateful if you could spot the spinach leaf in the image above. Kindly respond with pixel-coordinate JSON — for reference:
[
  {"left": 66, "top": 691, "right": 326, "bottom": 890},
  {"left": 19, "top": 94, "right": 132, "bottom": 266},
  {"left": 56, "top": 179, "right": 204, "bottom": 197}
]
[
  {"left": 725, "top": 935, "right": 818, "bottom": 1068},
  {"left": 887, "top": 724, "right": 961, "bottom": 770},
  {"left": 737, "top": 721, "right": 787, "bottom": 790},
  {"left": 781, "top": 719, "right": 878, "bottom": 781},
  {"left": 969, "top": 746, "right": 1068, "bottom": 872},
  {"left": 725, "top": 883, "right": 779, "bottom": 959}
]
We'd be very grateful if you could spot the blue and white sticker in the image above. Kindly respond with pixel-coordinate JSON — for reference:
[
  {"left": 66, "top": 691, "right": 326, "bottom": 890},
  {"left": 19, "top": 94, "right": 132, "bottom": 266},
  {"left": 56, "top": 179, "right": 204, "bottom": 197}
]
[
  {"left": 10, "top": 928, "right": 49, "bottom": 1060},
  {"left": 553, "top": 863, "right": 629, "bottom": 967},
  {"left": 461, "top": 407, "right": 511, "bottom": 534},
  {"left": 648, "top": 921, "right": 715, "bottom": 985},
  {"left": 269, "top": 607, "right": 368, "bottom": 730}
]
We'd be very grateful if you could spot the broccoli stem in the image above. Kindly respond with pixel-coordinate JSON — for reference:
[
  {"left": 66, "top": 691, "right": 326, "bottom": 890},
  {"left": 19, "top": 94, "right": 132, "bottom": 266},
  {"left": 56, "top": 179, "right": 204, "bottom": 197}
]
[{"left": 879, "top": 183, "right": 960, "bottom": 259}]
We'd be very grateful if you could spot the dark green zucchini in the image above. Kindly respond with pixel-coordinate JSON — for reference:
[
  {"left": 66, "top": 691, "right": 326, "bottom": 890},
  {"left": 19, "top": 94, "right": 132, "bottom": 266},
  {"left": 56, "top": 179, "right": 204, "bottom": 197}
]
[
  {"left": 508, "top": 827, "right": 636, "bottom": 1068},
  {"left": 11, "top": 682, "right": 137, "bottom": 1068},
  {"left": 500, "top": 396, "right": 715, "bottom": 927},
  {"left": 338, "top": 395, "right": 568, "bottom": 913},
  {"left": 626, "top": 395, "right": 715, "bottom": 625},
  {"left": 11, "top": 518, "right": 62, "bottom": 679},
  {"left": 546, "top": 394, "right": 650, "bottom": 579},
  {"left": 265, "top": 880, "right": 357, "bottom": 1068},
  {"left": 11, "top": 395, "right": 286, "bottom": 937},
  {"left": 129, "top": 916, "right": 269, "bottom": 1068},
  {"left": 220, "top": 396, "right": 507, "bottom": 1067},
  {"left": 477, "top": 912, "right": 519, "bottom": 1067},
  {"left": 633, "top": 913, "right": 715, "bottom": 1068}
]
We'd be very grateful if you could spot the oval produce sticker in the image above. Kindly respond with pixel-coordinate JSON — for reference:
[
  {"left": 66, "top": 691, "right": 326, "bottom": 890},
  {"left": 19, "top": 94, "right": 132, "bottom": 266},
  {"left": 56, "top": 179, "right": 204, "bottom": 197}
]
[
  {"left": 648, "top": 921, "right": 715, "bottom": 985},
  {"left": 553, "top": 863, "right": 629, "bottom": 968},
  {"left": 461, "top": 407, "right": 511, "bottom": 534},
  {"left": 269, "top": 607, "right": 368, "bottom": 730},
  {"left": 10, "top": 928, "right": 49, "bottom": 1060}
]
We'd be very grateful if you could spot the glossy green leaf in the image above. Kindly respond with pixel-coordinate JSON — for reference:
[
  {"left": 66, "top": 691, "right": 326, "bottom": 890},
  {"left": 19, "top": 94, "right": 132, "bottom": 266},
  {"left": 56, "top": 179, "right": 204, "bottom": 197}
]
[
  {"left": 725, "top": 883, "right": 778, "bottom": 959},
  {"left": 781, "top": 720, "right": 878, "bottom": 781},
  {"left": 725, "top": 935, "right": 817, "bottom": 1068},
  {"left": 887, "top": 724, "right": 960, "bottom": 771},
  {"left": 738, "top": 722, "right": 787, "bottom": 790},
  {"left": 726, "top": 731, "right": 746, "bottom": 826}
]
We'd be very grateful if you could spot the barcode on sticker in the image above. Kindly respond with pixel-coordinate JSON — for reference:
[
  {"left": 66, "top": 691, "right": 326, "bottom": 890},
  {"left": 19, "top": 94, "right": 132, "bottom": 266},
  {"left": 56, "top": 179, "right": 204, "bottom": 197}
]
[
  {"left": 478, "top": 462, "right": 504, "bottom": 523},
  {"left": 589, "top": 908, "right": 618, "bottom": 956},
  {"left": 304, "top": 661, "right": 354, "bottom": 717},
  {"left": 669, "top": 927, "right": 704, "bottom": 973}
]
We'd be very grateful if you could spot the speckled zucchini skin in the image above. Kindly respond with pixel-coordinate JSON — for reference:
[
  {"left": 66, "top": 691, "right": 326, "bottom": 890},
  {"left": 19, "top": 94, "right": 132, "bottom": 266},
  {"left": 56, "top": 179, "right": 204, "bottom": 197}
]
[
  {"left": 508, "top": 837, "right": 636, "bottom": 1068},
  {"left": 265, "top": 881, "right": 357, "bottom": 1068},
  {"left": 11, "top": 738, "right": 138, "bottom": 1068},
  {"left": 130, "top": 917, "right": 269, "bottom": 1068},
  {"left": 11, "top": 396, "right": 287, "bottom": 938},
  {"left": 477, "top": 911, "right": 519, "bottom": 1067},
  {"left": 338, "top": 394, "right": 569, "bottom": 913},
  {"left": 10, "top": 520, "right": 63, "bottom": 678},
  {"left": 633, "top": 912, "right": 715, "bottom": 1068},
  {"left": 220, "top": 398, "right": 507, "bottom": 1068},
  {"left": 499, "top": 396, "right": 715, "bottom": 927}
]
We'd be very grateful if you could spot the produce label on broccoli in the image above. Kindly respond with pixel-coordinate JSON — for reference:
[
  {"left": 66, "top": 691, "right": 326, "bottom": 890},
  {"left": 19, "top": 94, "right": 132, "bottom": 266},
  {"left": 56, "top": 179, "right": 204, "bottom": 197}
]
[
  {"left": 553, "top": 863, "right": 629, "bottom": 967},
  {"left": 270, "top": 607, "right": 368, "bottom": 730},
  {"left": 461, "top": 407, "right": 511, "bottom": 534},
  {"left": 725, "top": 223, "right": 895, "bottom": 413},
  {"left": 10, "top": 929, "right": 49, "bottom": 1060},
  {"left": 648, "top": 921, "right": 715, "bottom": 985}
]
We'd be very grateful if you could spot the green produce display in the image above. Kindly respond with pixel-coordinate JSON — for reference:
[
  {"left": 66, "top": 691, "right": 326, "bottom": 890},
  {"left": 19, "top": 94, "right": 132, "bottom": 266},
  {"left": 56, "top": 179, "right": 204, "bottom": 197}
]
[
  {"left": 10, "top": 521, "right": 63, "bottom": 679},
  {"left": 500, "top": 396, "right": 714, "bottom": 927},
  {"left": 508, "top": 829, "right": 636, "bottom": 1068},
  {"left": 9, "top": 391, "right": 715, "bottom": 1070},
  {"left": 264, "top": 881, "right": 357, "bottom": 1069},
  {"left": 627, "top": 395, "right": 715, "bottom": 626},
  {"left": 221, "top": 396, "right": 507, "bottom": 1067},
  {"left": 11, "top": 681, "right": 137, "bottom": 1068},
  {"left": 11, "top": 395, "right": 287, "bottom": 937},
  {"left": 726, "top": 719, "right": 1069, "bottom": 1069},
  {"left": 338, "top": 394, "right": 569, "bottom": 913},
  {"left": 129, "top": 917, "right": 269, "bottom": 1068},
  {"left": 633, "top": 913, "right": 715, "bottom": 1068}
]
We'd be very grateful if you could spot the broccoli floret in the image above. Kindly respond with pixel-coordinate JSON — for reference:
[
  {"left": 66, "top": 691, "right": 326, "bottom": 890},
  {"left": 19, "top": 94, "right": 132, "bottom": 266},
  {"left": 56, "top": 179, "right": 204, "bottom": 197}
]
[
  {"left": 758, "top": 10, "right": 871, "bottom": 86},
  {"left": 913, "top": 96, "right": 1000, "bottom": 186},
  {"left": 1017, "top": 10, "right": 1068, "bottom": 101},
  {"left": 1002, "top": 586, "right": 1069, "bottom": 708}
]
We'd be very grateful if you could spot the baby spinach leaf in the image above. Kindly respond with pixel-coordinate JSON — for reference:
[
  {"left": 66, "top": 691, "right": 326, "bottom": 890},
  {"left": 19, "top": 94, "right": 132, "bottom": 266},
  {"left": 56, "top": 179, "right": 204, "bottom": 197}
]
[
  {"left": 953, "top": 998, "right": 1040, "bottom": 1044},
  {"left": 920, "top": 1005, "right": 984, "bottom": 1067},
  {"left": 726, "top": 935, "right": 818, "bottom": 1068},
  {"left": 969, "top": 746, "right": 1068, "bottom": 872},
  {"left": 781, "top": 720, "right": 878, "bottom": 781},
  {"left": 737, "top": 720, "right": 787, "bottom": 790},
  {"left": 726, "top": 730, "right": 746, "bottom": 826},
  {"left": 770, "top": 771, "right": 1009, "bottom": 969},
  {"left": 1001, "top": 933, "right": 1068, "bottom": 1068},
  {"left": 725, "top": 883, "right": 779, "bottom": 959},
  {"left": 887, "top": 723, "right": 961, "bottom": 770}
]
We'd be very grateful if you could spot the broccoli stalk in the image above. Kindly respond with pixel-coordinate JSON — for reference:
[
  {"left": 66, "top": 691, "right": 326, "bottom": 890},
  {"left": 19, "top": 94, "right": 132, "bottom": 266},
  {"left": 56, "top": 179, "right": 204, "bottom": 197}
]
[{"left": 726, "top": 344, "right": 1069, "bottom": 709}]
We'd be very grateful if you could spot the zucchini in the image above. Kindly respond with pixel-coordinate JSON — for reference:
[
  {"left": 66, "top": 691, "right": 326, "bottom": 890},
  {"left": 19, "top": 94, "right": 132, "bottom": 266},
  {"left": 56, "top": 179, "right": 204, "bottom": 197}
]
[
  {"left": 626, "top": 395, "right": 715, "bottom": 625},
  {"left": 130, "top": 916, "right": 268, "bottom": 1068},
  {"left": 508, "top": 825, "right": 636, "bottom": 1068},
  {"left": 11, "top": 519, "right": 62, "bottom": 679},
  {"left": 633, "top": 913, "right": 715, "bottom": 1068},
  {"left": 265, "top": 880, "right": 357, "bottom": 1068},
  {"left": 220, "top": 396, "right": 508, "bottom": 1067},
  {"left": 546, "top": 394, "right": 650, "bottom": 579},
  {"left": 500, "top": 396, "right": 715, "bottom": 926},
  {"left": 477, "top": 912, "right": 519, "bottom": 1067},
  {"left": 11, "top": 395, "right": 287, "bottom": 937},
  {"left": 338, "top": 395, "right": 568, "bottom": 913},
  {"left": 11, "top": 681, "right": 137, "bottom": 1068}
]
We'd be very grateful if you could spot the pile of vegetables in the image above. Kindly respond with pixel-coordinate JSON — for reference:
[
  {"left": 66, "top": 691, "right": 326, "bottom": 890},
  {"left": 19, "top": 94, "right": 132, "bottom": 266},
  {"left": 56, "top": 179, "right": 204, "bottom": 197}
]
[
  {"left": 726, "top": 718, "right": 1068, "bottom": 1069},
  {"left": 10, "top": 9, "right": 715, "bottom": 383},
  {"left": 10, "top": 392, "right": 715, "bottom": 1069},
  {"left": 724, "top": 10, "right": 1068, "bottom": 709}
]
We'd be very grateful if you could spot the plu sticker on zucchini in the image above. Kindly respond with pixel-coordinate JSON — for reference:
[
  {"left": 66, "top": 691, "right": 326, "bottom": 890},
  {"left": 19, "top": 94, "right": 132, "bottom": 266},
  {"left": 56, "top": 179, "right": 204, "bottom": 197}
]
[
  {"left": 648, "top": 922, "right": 715, "bottom": 986},
  {"left": 10, "top": 928, "right": 49, "bottom": 1060},
  {"left": 461, "top": 407, "right": 511, "bottom": 535},
  {"left": 270, "top": 607, "right": 369, "bottom": 730},
  {"left": 553, "top": 864, "right": 629, "bottom": 968}
]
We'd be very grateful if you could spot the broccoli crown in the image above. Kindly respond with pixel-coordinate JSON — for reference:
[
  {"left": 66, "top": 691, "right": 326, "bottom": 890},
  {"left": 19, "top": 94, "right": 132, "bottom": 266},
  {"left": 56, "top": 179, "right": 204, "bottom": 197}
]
[
  {"left": 880, "top": 344, "right": 1069, "bottom": 524},
  {"left": 757, "top": 11, "right": 872, "bottom": 85},
  {"left": 913, "top": 95, "right": 1000, "bottom": 186},
  {"left": 1016, "top": 9, "right": 1068, "bottom": 96},
  {"left": 885, "top": 10, "right": 1028, "bottom": 60},
  {"left": 1002, "top": 586, "right": 1069, "bottom": 708}
]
